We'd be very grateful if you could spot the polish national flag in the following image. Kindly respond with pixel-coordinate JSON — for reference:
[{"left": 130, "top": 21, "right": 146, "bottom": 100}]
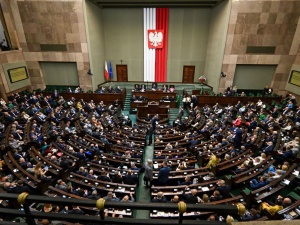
[{"left": 104, "top": 61, "right": 109, "bottom": 80}]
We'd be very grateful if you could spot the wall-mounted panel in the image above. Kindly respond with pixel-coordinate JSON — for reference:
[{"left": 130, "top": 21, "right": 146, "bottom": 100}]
[
  {"left": 40, "top": 62, "right": 79, "bottom": 86},
  {"left": 2, "top": 61, "right": 31, "bottom": 92},
  {"left": 233, "top": 65, "right": 276, "bottom": 89}
]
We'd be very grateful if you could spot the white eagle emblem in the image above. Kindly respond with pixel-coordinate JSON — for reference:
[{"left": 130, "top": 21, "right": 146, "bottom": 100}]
[{"left": 149, "top": 31, "right": 163, "bottom": 47}]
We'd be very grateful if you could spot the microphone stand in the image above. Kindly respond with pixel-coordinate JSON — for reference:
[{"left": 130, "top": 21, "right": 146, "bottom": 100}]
[{"left": 147, "top": 80, "right": 148, "bottom": 90}]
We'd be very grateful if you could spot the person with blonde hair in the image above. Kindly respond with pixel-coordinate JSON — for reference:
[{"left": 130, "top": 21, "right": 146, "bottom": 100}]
[
  {"left": 202, "top": 194, "right": 210, "bottom": 203},
  {"left": 224, "top": 154, "right": 231, "bottom": 161},
  {"left": 226, "top": 215, "right": 235, "bottom": 224},
  {"left": 34, "top": 162, "right": 52, "bottom": 182},
  {"left": 206, "top": 154, "right": 221, "bottom": 170},
  {"left": 260, "top": 198, "right": 283, "bottom": 215}
]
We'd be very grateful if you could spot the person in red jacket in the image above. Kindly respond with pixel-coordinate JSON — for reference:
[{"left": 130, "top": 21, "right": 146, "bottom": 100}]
[{"left": 232, "top": 115, "right": 242, "bottom": 127}]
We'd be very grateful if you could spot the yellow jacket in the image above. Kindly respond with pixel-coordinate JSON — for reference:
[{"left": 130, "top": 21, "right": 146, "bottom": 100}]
[{"left": 207, "top": 155, "right": 220, "bottom": 169}]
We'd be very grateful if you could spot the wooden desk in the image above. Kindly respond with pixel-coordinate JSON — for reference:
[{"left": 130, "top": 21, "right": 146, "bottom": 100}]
[
  {"left": 40, "top": 89, "right": 127, "bottom": 109},
  {"left": 137, "top": 102, "right": 170, "bottom": 125},
  {"left": 132, "top": 91, "right": 177, "bottom": 101},
  {"left": 131, "top": 100, "right": 177, "bottom": 109},
  {"left": 277, "top": 200, "right": 300, "bottom": 220},
  {"left": 195, "top": 95, "right": 281, "bottom": 106},
  {"left": 67, "top": 173, "right": 136, "bottom": 197},
  {"left": 251, "top": 164, "right": 297, "bottom": 202}
]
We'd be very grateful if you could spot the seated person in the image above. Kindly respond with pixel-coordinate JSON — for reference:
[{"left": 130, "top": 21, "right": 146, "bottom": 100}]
[
  {"left": 210, "top": 190, "right": 223, "bottom": 202},
  {"left": 162, "top": 84, "right": 168, "bottom": 92},
  {"left": 241, "top": 208, "right": 261, "bottom": 221},
  {"left": 169, "top": 85, "right": 175, "bottom": 92},
  {"left": 121, "top": 193, "right": 135, "bottom": 202},
  {"left": 250, "top": 176, "right": 268, "bottom": 190},
  {"left": 182, "top": 187, "right": 202, "bottom": 203},
  {"left": 178, "top": 176, "right": 192, "bottom": 185},
  {"left": 98, "top": 86, "right": 106, "bottom": 94},
  {"left": 152, "top": 83, "right": 157, "bottom": 91},
  {"left": 234, "top": 162, "right": 248, "bottom": 174},
  {"left": 103, "top": 192, "right": 120, "bottom": 202},
  {"left": 151, "top": 191, "right": 167, "bottom": 202},
  {"left": 131, "top": 95, "right": 137, "bottom": 101},
  {"left": 115, "top": 86, "right": 122, "bottom": 93},
  {"left": 107, "top": 86, "right": 114, "bottom": 93},
  {"left": 259, "top": 198, "right": 283, "bottom": 215},
  {"left": 141, "top": 84, "right": 146, "bottom": 92},
  {"left": 262, "top": 141, "right": 274, "bottom": 154},
  {"left": 134, "top": 84, "right": 141, "bottom": 91}
]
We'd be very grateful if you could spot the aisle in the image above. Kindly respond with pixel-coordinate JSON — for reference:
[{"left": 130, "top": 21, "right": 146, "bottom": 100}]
[{"left": 134, "top": 143, "right": 154, "bottom": 219}]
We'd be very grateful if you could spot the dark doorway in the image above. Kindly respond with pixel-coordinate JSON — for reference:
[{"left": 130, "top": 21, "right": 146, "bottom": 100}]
[
  {"left": 116, "top": 65, "right": 128, "bottom": 82},
  {"left": 182, "top": 65, "right": 195, "bottom": 83}
]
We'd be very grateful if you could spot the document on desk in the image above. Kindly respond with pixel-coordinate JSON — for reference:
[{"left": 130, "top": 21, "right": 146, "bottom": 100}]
[
  {"left": 153, "top": 164, "right": 159, "bottom": 169},
  {"left": 115, "top": 188, "right": 125, "bottom": 192},
  {"left": 292, "top": 170, "right": 299, "bottom": 176},
  {"left": 283, "top": 179, "right": 290, "bottom": 185},
  {"left": 157, "top": 212, "right": 164, "bottom": 216},
  {"left": 201, "top": 187, "right": 210, "bottom": 192}
]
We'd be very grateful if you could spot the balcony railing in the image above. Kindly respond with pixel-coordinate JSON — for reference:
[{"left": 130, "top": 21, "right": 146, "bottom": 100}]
[{"left": 0, "top": 192, "right": 245, "bottom": 225}]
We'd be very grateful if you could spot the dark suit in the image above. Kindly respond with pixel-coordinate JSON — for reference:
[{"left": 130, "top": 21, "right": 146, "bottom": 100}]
[
  {"left": 182, "top": 190, "right": 198, "bottom": 204},
  {"left": 151, "top": 117, "right": 157, "bottom": 129},
  {"left": 157, "top": 166, "right": 170, "bottom": 186},
  {"left": 146, "top": 125, "right": 154, "bottom": 145},
  {"left": 151, "top": 196, "right": 168, "bottom": 203},
  {"left": 263, "top": 144, "right": 274, "bottom": 154},
  {"left": 234, "top": 127, "right": 243, "bottom": 149},
  {"left": 124, "top": 174, "right": 138, "bottom": 185},
  {"left": 215, "top": 185, "right": 231, "bottom": 199},
  {"left": 52, "top": 91, "right": 60, "bottom": 100}
]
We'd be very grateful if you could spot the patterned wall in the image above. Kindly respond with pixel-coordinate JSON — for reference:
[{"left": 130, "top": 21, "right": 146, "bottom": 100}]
[
  {"left": 13, "top": 0, "right": 91, "bottom": 91},
  {"left": 0, "top": 51, "right": 26, "bottom": 98},
  {"left": 220, "top": 0, "right": 300, "bottom": 95}
]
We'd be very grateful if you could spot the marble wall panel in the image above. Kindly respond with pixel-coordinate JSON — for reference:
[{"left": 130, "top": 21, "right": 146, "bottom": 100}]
[
  {"left": 220, "top": 0, "right": 300, "bottom": 95},
  {"left": 14, "top": 0, "right": 92, "bottom": 90}
]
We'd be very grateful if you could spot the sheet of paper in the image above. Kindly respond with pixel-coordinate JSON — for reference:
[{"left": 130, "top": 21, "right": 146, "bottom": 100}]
[
  {"left": 201, "top": 187, "right": 210, "bottom": 192},
  {"left": 283, "top": 179, "right": 290, "bottom": 185},
  {"left": 292, "top": 170, "right": 299, "bottom": 176}
]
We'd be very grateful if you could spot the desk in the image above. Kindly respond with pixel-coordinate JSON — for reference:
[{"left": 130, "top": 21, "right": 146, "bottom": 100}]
[
  {"left": 105, "top": 209, "right": 132, "bottom": 218},
  {"left": 194, "top": 95, "right": 281, "bottom": 106},
  {"left": 40, "top": 89, "right": 126, "bottom": 109},
  {"left": 132, "top": 91, "right": 177, "bottom": 101}
]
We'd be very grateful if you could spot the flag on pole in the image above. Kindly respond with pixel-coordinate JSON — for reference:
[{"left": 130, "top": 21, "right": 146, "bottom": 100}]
[
  {"left": 109, "top": 61, "right": 113, "bottom": 79},
  {"left": 104, "top": 61, "right": 109, "bottom": 80}
]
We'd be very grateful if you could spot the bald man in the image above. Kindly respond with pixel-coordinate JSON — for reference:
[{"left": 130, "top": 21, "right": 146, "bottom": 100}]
[{"left": 170, "top": 195, "right": 180, "bottom": 203}]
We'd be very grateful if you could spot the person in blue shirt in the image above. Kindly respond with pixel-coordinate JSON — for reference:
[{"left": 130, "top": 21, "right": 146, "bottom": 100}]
[{"left": 250, "top": 176, "right": 268, "bottom": 190}]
